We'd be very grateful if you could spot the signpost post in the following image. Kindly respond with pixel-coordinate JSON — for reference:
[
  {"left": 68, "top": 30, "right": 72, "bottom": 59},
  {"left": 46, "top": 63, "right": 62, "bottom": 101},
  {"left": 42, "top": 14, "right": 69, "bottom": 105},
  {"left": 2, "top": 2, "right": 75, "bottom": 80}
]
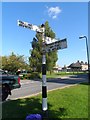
[
  {"left": 41, "top": 24, "right": 48, "bottom": 119},
  {"left": 17, "top": 20, "right": 67, "bottom": 120}
]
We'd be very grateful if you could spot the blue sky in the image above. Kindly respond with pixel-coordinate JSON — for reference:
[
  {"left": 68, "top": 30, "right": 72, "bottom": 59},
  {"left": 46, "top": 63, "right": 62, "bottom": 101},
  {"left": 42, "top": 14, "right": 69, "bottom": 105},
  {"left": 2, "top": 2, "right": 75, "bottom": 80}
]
[{"left": 2, "top": 2, "right": 88, "bottom": 67}]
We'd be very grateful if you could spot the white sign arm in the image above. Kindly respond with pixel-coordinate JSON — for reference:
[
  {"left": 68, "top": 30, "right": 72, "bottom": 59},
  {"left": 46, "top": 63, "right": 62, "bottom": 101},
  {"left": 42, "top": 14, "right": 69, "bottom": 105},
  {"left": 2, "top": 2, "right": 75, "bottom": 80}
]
[{"left": 17, "top": 20, "right": 43, "bottom": 33}]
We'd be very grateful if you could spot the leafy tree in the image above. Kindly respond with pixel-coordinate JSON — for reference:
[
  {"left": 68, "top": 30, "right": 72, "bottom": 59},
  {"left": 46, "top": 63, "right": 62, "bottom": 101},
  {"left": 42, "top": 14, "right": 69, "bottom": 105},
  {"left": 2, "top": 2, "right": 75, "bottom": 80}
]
[
  {"left": 0, "top": 56, "right": 2, "bottom": 69},
  {"left": 2, "top": 52, "right": 29, "bottom": 73},
  {"left": 29, "top": 21, "right": 58, "bottom": 73}
]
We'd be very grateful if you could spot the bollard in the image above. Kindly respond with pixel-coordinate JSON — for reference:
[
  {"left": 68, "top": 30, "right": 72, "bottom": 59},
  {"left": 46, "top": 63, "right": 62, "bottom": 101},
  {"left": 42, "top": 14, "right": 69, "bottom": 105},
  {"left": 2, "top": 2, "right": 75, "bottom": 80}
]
[{"left": 25, "top": 114, "right": 42, "bottom": 120}]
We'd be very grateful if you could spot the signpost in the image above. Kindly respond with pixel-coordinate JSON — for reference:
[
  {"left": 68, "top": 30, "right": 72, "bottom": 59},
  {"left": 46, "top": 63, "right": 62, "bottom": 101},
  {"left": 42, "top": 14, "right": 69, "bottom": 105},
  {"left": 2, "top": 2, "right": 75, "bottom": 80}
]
[{"left": 17, "top": 20, "right": 67, "bottom": 120}]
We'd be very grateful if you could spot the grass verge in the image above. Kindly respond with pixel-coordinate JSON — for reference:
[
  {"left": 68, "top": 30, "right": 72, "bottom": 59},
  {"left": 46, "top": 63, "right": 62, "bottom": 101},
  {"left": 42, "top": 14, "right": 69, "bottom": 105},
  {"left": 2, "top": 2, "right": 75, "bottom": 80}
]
[
  {"left": 2, "top": 83, "right": 88, "bottom": 120},
  {"left": 46, "top": 72, "right": 86, "bottom": 79}
]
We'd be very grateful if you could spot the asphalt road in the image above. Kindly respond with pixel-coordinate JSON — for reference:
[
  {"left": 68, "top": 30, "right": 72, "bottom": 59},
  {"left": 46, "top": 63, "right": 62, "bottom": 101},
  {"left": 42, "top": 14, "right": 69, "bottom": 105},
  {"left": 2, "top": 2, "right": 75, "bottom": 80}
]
[{"left": 7, "top": 74, "right": 88, "bottom": 100}]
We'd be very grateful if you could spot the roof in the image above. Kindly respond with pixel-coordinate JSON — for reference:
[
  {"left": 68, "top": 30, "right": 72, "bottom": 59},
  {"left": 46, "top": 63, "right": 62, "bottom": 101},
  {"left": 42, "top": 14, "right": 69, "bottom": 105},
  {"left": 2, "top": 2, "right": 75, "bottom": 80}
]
[
  {"left": 68, "top": 62, "right": 81, "bottom": 68},
  {"left": 68, "top": 60, "right": 88, "bottom": 68}
]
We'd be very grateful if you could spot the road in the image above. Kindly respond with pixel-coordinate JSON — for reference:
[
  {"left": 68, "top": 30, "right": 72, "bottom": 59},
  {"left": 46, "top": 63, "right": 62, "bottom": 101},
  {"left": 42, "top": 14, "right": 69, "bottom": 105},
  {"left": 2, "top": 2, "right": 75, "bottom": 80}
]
[{"left": 8, "top": 74, "right": 88, "bottom": 100}]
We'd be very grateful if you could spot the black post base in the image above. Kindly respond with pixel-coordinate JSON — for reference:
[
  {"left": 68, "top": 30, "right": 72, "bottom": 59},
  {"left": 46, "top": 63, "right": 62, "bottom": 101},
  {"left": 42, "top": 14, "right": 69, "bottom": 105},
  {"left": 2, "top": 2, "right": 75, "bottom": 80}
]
[
  {"left": 88, "top": 71, "right": 90, "bottom": 84},
  {"left": 42, "top": 110, "right": 48, "bottom": 120}
]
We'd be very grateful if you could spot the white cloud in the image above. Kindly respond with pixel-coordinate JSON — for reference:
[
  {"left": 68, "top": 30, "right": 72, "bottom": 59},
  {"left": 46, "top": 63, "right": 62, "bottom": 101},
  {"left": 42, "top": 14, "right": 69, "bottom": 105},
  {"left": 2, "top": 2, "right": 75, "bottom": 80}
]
[
  {"left": 47, "top": 6, "right": 62, "bottom": 19},
  {"left": 52, "top": 15, "right": 57, "bottom": 19}
]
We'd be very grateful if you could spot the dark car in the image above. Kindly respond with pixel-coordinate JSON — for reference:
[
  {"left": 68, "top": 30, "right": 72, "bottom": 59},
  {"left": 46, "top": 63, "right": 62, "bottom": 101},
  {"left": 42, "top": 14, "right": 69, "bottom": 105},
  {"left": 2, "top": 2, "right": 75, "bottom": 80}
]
[{"left": 0, "top": 70, "right": 21, "bottom": 101}]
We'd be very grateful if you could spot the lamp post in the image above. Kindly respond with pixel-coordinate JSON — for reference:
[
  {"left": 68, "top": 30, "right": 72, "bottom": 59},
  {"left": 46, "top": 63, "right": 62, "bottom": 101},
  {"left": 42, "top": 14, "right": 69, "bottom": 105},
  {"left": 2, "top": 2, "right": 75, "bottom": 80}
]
[{"left": 79, "top": 36, "right": 90, "bottom": 81}]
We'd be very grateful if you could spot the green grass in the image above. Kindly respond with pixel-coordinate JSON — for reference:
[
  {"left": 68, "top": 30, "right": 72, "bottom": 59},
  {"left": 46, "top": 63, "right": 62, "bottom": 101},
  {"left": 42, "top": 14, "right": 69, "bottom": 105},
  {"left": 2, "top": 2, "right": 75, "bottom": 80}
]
[
  {"left": 26, "top": 71, "right": 86, "bottom": 80},
  {"left": 56, "top": 71, "right": 85, "bottom": 75},
  {"left": 2, "top": 83, "right": 88, "bottom": 120},
  {"left": 45, "top": 71, "right": 86, "bottom": 78}
]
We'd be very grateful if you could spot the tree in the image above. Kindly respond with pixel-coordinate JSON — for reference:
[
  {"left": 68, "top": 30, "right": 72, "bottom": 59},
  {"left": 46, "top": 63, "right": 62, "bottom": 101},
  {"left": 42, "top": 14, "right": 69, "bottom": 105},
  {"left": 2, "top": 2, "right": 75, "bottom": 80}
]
[
  {"left": 0, "top": 56, "right": 2, "bottom": 69},
  {"left": 29, "top": 21, "right": 58, "bottom": 73},
  {"left": 2, "top": 52, "right": 29, "bottom": 73}
]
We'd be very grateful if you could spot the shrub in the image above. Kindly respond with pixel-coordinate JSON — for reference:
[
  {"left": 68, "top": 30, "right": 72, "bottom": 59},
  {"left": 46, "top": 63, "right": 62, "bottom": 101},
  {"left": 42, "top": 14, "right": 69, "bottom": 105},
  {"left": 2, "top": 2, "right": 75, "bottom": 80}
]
[
  {"left": 19, "top": 72, "right": 41, "bottom": 80},
  {"left": 26, "top": 73, "right": 31, "bottom": 79},
  {"left": 30, "top": 72, "right": 40, "bottom": 79}
]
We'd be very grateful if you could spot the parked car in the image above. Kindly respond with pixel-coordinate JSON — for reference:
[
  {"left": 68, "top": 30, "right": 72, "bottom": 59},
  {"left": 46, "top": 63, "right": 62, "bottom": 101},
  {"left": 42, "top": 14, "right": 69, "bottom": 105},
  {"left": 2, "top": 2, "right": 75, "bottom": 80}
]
[
  {"left": 0, "top": 70, "right": 21, "bottom": 101},
  {"left": 17, "top": 69, "right": 27, "bottom": 78}
]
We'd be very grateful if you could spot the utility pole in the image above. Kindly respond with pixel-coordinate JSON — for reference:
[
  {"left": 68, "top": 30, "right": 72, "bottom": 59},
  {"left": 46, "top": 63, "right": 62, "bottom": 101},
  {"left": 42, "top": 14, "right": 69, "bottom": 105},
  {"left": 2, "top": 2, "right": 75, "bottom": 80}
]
[{"left": 79, "top": 36, "right": 90, "bottom": 83}]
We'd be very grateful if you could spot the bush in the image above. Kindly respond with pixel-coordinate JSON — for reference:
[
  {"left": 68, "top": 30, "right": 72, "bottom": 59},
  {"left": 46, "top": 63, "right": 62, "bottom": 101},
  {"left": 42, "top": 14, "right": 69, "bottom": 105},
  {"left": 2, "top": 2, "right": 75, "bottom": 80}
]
[
  {"left": 19, "top": 76, "right": 24, "bottom": 80},
  {"left": 30, "top": 72, "right": 40, "bottom": 79},
  {"left": 19, "top": 72, "right": 41, "bottom": 80},
  {"left": 26, "top": 73, "right": 31, "bottom": 79}
]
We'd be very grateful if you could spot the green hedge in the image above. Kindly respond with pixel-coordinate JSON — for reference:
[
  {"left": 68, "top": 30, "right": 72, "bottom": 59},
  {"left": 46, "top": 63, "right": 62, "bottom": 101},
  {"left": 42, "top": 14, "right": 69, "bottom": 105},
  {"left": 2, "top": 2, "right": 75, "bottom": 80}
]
[
  {"left": 30, "top": 72, "right": 40, "bottom": 79},
  {"left": 20, "top": 72, "right": 40, "bottom": 80}
]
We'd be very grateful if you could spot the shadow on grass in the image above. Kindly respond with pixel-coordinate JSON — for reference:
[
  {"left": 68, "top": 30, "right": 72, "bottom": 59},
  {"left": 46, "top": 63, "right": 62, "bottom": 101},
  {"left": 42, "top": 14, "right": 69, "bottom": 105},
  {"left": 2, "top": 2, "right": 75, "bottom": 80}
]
[
  {"left": 48, "top": 107, "right": 67, "bottom": 119},
  {"left": 79, "top": 82, "right": 89, "bottom": 85},
  {"left": 2, "top": 97, "right": 67, "bottom": 120},
  {"left": 2, "top": 97, "right": 42, "bottom": 120}
]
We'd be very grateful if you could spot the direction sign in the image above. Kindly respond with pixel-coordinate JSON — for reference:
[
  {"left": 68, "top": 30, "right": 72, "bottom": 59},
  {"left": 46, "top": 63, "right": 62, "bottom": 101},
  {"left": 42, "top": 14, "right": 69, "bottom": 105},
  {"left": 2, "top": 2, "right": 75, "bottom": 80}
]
[
  {"left": 45, "top": 38, "right": 67, "bottom": 52},
  {"left": 45, "top": 36, "right": 57, "bottom": 44},
  {"left": 17, "top": 20, "right": 43, "bottom": 33}
]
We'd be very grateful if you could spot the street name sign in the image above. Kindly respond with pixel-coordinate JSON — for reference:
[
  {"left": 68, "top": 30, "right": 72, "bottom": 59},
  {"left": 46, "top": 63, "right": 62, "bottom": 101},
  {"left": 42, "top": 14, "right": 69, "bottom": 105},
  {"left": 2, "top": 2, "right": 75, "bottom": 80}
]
[
  {"left": 17, "top": 20, "right": 43, "bottom": 33},
  {"left": 45, "top": 38, "right": 67, "bottom": 52}
]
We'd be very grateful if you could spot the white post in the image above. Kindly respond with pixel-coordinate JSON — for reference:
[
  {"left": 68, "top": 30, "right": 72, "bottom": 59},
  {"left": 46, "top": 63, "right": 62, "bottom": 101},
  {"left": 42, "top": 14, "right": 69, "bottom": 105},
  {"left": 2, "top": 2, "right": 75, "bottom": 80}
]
[{"left": 41, "top": 25, "right": 48, "bottom": 119}]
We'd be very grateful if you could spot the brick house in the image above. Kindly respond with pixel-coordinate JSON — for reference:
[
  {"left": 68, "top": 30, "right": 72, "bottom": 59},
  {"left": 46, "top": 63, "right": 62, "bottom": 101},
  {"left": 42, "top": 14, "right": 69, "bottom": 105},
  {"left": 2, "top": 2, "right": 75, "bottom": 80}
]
[{"left": 68, "top": 60, "right": 88, "bottom": 72}]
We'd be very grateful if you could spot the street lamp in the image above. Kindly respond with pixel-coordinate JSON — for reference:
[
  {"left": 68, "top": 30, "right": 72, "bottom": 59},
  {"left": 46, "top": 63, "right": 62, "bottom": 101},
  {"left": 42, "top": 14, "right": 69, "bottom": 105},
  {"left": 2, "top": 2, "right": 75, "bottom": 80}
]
[{"left": 79, "top": 35, "right": 90, "bottom": 81}]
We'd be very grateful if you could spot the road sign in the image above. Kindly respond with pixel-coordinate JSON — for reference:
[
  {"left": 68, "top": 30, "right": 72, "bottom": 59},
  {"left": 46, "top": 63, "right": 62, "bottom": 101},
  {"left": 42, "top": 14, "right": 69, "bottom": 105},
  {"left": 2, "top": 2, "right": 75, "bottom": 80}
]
[
  {"left": 17, "top": 20, "right": 43, "bottom": 33},
  {"left": 45, "top": 36, "right": 57, "bottom": 44},
  {"left": 45, "top": 38, "right": 67, "bottom": 52}
]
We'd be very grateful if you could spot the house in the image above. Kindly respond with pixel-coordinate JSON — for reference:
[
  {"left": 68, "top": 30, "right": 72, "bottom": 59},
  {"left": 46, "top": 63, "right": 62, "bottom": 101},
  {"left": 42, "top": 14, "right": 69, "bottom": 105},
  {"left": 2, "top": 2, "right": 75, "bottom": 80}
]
[
  {"left": 53, "top": 60, "right": 88, "bottom": 73},
  {"left": 53, "top": 64, "right": 62, "bottom": 73},
  {"left": 68, "top": 60, "right": 88, "bottom": 72},
  {"left": 80, "top": 61, "right": 88, "bottom": 71}
]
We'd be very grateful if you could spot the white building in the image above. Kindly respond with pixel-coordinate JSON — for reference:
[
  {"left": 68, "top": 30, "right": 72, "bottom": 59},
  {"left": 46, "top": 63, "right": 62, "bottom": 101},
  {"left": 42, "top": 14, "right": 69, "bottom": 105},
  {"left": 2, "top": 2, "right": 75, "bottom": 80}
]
[{"left": 53, "top": 64, "right": 62, "bottom": 73}]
